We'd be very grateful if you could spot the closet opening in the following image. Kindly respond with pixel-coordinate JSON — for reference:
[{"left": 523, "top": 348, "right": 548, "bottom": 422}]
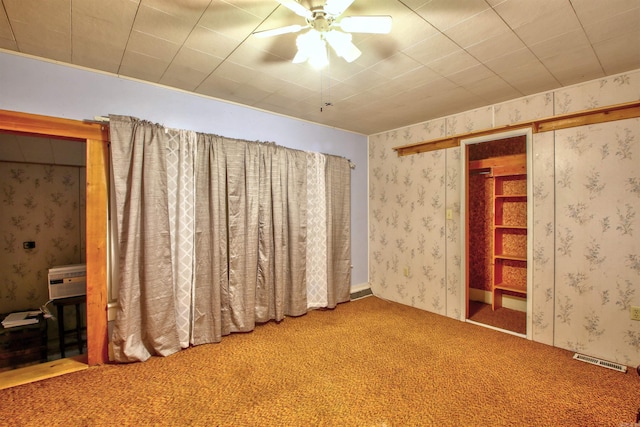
[
  {"left": 461, "top": 129, "right": 532, "bottom": 338},
  {"left": 0, "top": 109, "right": 109, "bottom": 389}
]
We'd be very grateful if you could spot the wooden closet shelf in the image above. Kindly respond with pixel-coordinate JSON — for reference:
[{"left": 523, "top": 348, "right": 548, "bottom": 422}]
[
  {"left": 495, "top": 194, "right": 527, "bottom": 199},
  {"left": 493, "top": 284, "right": 527, "bottom": 295},
  {"left": 494, "top": 254, "right": 527, "bottom": 262},
  {"left": 495, "top": 225, "right": 527, "bottom": 230}
]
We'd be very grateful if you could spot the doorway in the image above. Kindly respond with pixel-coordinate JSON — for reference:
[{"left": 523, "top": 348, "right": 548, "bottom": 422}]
[
  {"left": 0, "top": 109, "right": 109, "bottom": 388},
  {"left": 0, "top": 133, "right": 87, "bottom": 369},
  {"left": 461, "top": 129, "right": 533, "bottom": 337}
]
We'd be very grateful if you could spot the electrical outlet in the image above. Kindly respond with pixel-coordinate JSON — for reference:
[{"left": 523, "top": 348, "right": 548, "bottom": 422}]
[{"left": 631, "top": 306, "right": 640, "bottom": 321}]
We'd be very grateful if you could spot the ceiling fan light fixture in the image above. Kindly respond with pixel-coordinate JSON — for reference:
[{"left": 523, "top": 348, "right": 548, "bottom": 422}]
[
  {"left": 339, "top": 15, "right": 392, "bottom": 34},
  {"left": 294, "top": 30, "right": 329, "bottom": 69}
]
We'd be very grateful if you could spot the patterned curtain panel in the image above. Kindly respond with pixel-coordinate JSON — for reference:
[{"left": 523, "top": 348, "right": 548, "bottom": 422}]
[
  {"left": 166, "top": 130, "right": 196, "bottom": 349},
  {"left": 306, "top": 152, "right": 328, "bottom": 308},
  {"left": 109, "top": 116, "right": 351, "bottom": 362}
]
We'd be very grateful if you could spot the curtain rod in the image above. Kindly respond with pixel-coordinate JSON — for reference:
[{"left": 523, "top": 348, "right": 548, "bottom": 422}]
[{"left": 97, "top": 116, "right": 356, "bottom": 169}]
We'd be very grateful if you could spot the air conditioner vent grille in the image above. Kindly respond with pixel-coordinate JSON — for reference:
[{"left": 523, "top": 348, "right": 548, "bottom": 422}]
[{"left": 573, "top": 353, "right": 627, "bottom": 373}]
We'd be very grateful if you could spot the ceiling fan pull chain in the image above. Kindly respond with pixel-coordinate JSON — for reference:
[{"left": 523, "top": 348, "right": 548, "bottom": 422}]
[{"left": 321, "top": 49, "right": 333, "bottom": 113}]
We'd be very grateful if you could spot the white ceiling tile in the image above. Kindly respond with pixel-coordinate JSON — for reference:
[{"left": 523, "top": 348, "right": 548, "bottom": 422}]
[
  {"left": 497, "top": 59, "right": 560, "bottom": 95},
  {"left": 159, "top": 67, "right": 209, "bottom": 91},
  {"left": 416, "top": 0, "right": 491, "bottom": 31},
  {"left": 4, "top": 0, "right": 70, "bottom": 33},
  {"left": 570, "top": 0, "right": 638, "bottom": 26},
  {"left": 244, "top": 31, "right": 299, "bottom": 62},
  {"left": 496, "top": 0, "right": 581, "bottom": 45},
  {"left": 485, "top": 47, "right": 539, "bottom": 75},
  {"left": 2, "top": 0, "right": 640, "bottom": 135},
  {"left": 226, "top": 41, "right": 289, "bottom": 73},
  {"left": 133, "top": 4, "right": 195, "bottom": 44},
  {"left": 386, "top": 11, "right": 439, "bottom": 51},
  {"left": 141, "top": 0, "right": 210, "bottom": 22},
  {"left": 343, "top": 69, "right": 390, "bottom": 89},
  {"left": 465, "top": 30, "right": 525, "bottom": 63},
  {"left": 367, "top": 53, "right": 423, "bottom": 80},
  {"left": 10, "top": 28, "right": 71, "bottom": 62},
  {"left": 583, "top": 7, "right": 640, "bottom": 44},
  {"left": 229, "top": 0, "right": 279, "bottom": 20},
  {"left": 426, "top": 50, "right": 481, "bottom": 77},
  {"left": 463, "top": 74, "right": 522, "bottom": 103},
  {"left": 445, "top": 8, "right": 510, "bottom": 49},
  {"left": 593, "top": 33, "right": 640, "bottom": 75},
  {"left": 194, "top": 73, "right": 242, "bottom": 99},
  {"left": 169, "top": 47, "right": 224, "bottom": 74},
  {"left": 493, "top": 0, "right": 560, "bottom": 29},
  {"left": 402, "top": 32, "right": 461, "bottom": 65},
  {"left": 0, "top": 5, "right": 14, "bottom": 41},
  {"left": 72, "top": 41, "right": 124, "bottom": 73},
  {"left": 184, "top": 25, "right": 239, "bottom": 58},
  {"left": 528, "top": 29, "right": 593, "bottom": 60},
  {"left": 211, "top": 59, "right": 259, "bottom": 85},
  {"left": 446, "top": 64, "right": 497, "bottom": 87},
  {"left": 542, "top": 46, "right": 604, "bottom": 85},
  {"left": 198, "top": 1, "right": 264, "bottom": 42},
  {"left": 127, "top": 30, "right": 180, "bottom": 62},
  {"left": 0, "top": 38, "right": 17, "bottom": 50},
  {"left": 389, "top": 65, "right": 441, "bottom": 90},
  {"left": 118, "top": 50, "right": 169, "bottom": 81},
  {"left": 72, "top": 0, "right": 139, "bottom": 26}
]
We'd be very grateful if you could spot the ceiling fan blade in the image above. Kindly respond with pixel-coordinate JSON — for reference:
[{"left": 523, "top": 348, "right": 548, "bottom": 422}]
[
  {"left": 324, "top": 0, "right": 355, "bottom": 16},
  {"left": 324, "top": 30, "right": 361, "bottom": 63},
  {"left": 276, "top": 0, "right": 313, "bottom": 19},
  {"left": 338, "top": 16, "right": 393, "bottom": 34},
  {"left": 254, "top": 24, "right": 305, "bottom": 38}
]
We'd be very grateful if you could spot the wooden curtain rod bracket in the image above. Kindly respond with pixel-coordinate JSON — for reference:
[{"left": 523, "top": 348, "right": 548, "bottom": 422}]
[{"left": 393, "top": 100, "right": 640, "bottom": 157}]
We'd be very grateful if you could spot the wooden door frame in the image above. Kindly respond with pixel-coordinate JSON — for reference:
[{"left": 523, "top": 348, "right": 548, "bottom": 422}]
[
  {"left": 0, "top": 109, "right": 109, "bottom": 365},
  {"left": 459, "top": 128, "right": 533, "bottom": 339}
]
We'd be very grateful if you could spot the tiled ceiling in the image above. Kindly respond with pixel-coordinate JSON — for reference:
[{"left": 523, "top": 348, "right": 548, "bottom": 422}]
[{"left": 0, "top": 0, "right": 639, "bottom": 135}]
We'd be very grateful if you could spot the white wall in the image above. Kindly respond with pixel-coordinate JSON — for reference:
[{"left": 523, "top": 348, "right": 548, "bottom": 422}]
[{"left": 0, "top": 50, "right": 369, "bottom": 289}]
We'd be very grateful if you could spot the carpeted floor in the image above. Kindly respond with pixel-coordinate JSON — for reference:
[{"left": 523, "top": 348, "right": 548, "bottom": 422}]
[
  {"left": 2, "top": 296, "right": 638, "bottom": 426},
  {"left": 468, "top": 300, "right": 526, "bottom": 335}
]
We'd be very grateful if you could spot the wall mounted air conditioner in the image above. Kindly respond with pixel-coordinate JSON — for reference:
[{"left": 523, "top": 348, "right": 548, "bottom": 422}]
[{"left": 48, "top": 263, "right": 86, "bottom": 300}]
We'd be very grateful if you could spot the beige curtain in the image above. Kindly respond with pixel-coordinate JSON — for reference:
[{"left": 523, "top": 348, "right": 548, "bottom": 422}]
[{"left": 110, "top": 116, "right": 351, "bottom": 362}]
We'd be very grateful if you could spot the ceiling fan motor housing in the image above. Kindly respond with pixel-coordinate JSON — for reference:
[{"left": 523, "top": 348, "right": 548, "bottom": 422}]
[{"left": 310, "top": 10, "right": 332, "bottom": 32}]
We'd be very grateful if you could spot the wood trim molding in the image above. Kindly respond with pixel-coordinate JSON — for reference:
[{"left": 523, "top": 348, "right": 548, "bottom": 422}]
[
  {"left": 0, "top": 109, "right": 109, "bottom": 366},
  {"left": 0, "top": 109, "right": 108, "bottom": 142},
  {"left": 393, "top": 100, "right": 640, "bottom": 157}
]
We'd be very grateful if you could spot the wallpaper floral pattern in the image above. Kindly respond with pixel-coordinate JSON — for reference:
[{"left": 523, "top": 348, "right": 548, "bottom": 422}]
[
  {"left": 369, "top": 69, "right": 640, "bottom": 367},
  {"left": 0, "top": 162, "right": 85, "bottom": 314}
]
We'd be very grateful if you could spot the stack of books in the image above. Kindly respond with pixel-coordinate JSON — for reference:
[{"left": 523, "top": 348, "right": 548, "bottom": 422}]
[{"left": 1, "top": 311, "right": 41, "bottom": 328}]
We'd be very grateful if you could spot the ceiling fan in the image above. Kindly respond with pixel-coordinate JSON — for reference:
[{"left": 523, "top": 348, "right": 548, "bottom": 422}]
[{"left": 254, "top": 0, "right": 392, "bottom": 68}]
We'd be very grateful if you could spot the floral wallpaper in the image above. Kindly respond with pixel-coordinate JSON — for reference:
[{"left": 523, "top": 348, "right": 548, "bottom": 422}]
[
  {"left": 369, "top": 68, "right": 640, "bottom": 367},
  {"left": 0, "top": 162, "right": 85, "bottom": 314}
]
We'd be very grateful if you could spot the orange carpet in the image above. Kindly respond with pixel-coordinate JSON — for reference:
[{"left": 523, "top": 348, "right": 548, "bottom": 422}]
[{"left": 2, "top": 296, "right": 638, "bottom": 426}]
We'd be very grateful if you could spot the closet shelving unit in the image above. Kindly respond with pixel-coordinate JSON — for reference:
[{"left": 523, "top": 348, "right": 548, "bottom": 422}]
[
  {"left": 469, "top": 153, "right": 527, "bottom": 311},
  {"left": 491, "top": 172, "right": 527, "bottom": 310},
  {"left": 490, "top": 155, "right": 527, "bottom": 310}
]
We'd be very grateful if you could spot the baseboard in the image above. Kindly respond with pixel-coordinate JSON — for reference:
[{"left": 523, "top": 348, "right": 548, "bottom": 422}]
[{"left": 350, "top": 285, "right": 373, "bottom": 300}]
